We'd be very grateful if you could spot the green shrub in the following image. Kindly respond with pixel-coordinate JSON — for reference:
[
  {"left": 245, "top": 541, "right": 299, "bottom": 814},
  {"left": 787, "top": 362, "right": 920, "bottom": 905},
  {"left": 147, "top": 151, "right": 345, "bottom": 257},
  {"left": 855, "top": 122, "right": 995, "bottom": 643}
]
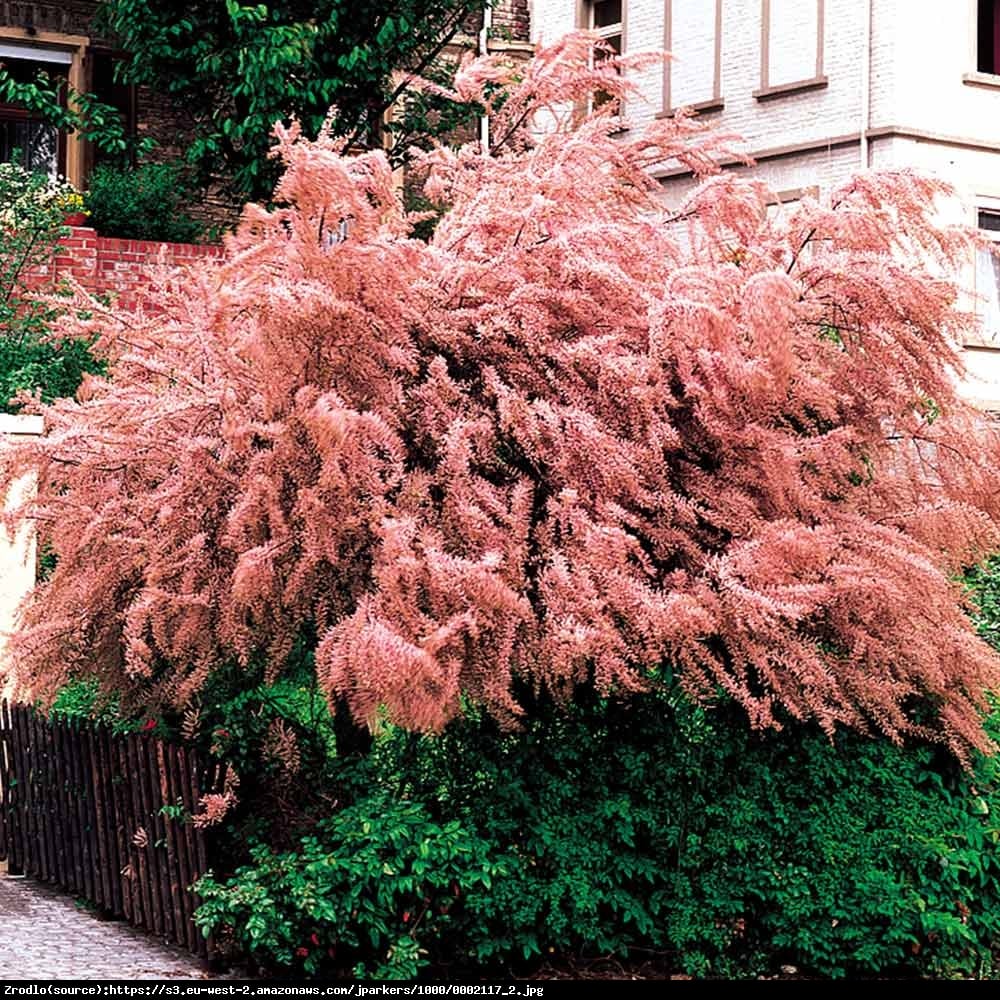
[
  {"left": 83, "top": 163, "right": 203, "bottom": 244},
  {"left": 431, "top": 696, "right": 1000, "bottom": 979},
  {"left": 48, "top": 678, "right": 137, "bottom": 733},
  {"left": 966, "top": 555, "right": 1000, "bottom": 649},
  {"left": 195, "top": 796, "right": 503, "bottom": 979},
  {"left": 194, "top": 563, "right": 1000, "bottom": 980},
  {"left": 194, "top": 688, "right": 1000, "bottom": 980},
  {"left": 0, "top": 334, "right": 103, "bottom": 412}
]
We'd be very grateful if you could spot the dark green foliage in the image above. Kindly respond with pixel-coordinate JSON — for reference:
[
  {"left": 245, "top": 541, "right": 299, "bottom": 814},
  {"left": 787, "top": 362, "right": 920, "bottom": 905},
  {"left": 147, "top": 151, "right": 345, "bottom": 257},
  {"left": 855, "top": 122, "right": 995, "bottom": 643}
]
[
  {"left": 965, "top": 555, "right": 1000, "bottom": 649},
  {"left": 49, "top": 678, "right": 133, "bottom": 733},
  {"left": 0, "top": 67, "right": 146, "bottom": 161},
  {"left": 403, "top": 189, "right": 446, "bottom": 244},
  {"left": 189, "top": 562, "right": 1000, "bottom": 980},
  {"left": 196, "top": 797, "right": 503, "bottom": 978},
  {"left": 202, "top": 678, "right": 339, "bottom": 841},
  {"left": 92, "top": 0, "right": 486, "bottom": 201},
  {"left": 49, "top": 678, "right": 106, "bottom": 720},
  {"left": 0, "top": 4, "right": 487, "bottom": 202},
  {"left": 83, "top": 164, "right": 204, "bottom": 244},
  {"left": 194, "top": 688, "right": 1000, "bottom": 980},
  {"left": 0, "top": 334, "right": 103, "bottom": 413}
]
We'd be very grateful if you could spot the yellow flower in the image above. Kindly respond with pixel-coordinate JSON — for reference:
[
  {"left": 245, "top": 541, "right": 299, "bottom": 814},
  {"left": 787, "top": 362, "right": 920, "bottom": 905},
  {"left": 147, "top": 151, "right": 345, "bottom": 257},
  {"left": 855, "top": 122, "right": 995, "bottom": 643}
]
[{"left": 55, "top": 190, "right": 85, "bottom": 213}]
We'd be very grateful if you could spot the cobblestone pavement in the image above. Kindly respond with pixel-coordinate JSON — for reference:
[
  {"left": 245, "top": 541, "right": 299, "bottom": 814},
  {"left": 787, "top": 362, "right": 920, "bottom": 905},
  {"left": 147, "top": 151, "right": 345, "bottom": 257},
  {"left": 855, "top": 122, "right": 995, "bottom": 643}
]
[{"left": 0, "top": 872, "right": 230, "bottom": 980}]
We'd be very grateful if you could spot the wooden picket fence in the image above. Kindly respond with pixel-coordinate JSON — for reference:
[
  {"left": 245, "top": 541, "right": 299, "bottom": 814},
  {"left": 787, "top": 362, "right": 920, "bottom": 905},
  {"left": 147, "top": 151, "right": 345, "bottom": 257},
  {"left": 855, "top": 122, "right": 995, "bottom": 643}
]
[{"left": 0, "top": 700, "right": 218, "bottom": 958}]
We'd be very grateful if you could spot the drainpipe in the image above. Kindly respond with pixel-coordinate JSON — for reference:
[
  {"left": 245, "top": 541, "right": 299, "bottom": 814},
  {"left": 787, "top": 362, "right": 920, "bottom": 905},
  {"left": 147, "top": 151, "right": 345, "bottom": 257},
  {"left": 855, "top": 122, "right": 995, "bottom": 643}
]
[
  {"left": 479, "top": 2, "right": 493, "bottom": 153},
  {"left": 860, "top": 0, "right": 872, "bottom": 169}
]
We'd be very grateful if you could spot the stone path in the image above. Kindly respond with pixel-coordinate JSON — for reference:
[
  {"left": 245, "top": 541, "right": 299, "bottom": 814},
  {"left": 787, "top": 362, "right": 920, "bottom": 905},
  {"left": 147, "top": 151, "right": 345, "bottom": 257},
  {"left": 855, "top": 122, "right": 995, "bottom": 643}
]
[{"left": 0, "top": 871, "right": 230, "bottom": 980}]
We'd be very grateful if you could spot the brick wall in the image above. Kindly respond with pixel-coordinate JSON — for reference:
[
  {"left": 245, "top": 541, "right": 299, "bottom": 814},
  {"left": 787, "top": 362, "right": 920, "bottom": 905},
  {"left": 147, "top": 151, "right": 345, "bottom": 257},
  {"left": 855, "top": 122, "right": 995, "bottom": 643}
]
[
  {"left": 462, "top": 0, "right": 531, "bottom": 50},
  {"left": 39, "top": 227, "right": 223, "bottom": 311},
  {"left": 0, "top": 1, "right": 105, "bottom": 41},
  {"left": 493, "top": 0, "right": 531, "bottom": 43}
]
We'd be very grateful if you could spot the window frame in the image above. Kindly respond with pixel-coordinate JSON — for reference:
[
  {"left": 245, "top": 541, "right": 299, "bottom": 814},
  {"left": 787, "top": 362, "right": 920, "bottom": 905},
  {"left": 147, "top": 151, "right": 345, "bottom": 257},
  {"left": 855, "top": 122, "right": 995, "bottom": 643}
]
[
  {"left": 0, "top": 28, "right": 88, "bottom": 188},
  {"left": 977, "top": 0, "right": 1000, "bottom": 75},
  {"left": 660, "top": 0, "right": 724, "bottom": 117},
  {"left": 754, "top": 0, "right": 828, "bottom": 102},
  {"left": 964, "top": 0, "right": 1000, "bottom": 89},
  {"left": 587, "top": 0, "right": 624, "bottom": 41},
  {"left": 973, "top": 204, "right": 1000, "bottom": 348},
  {"left": 0, "top": 104, "right": 67, "bottom": 180},
  {"left": 0, "top": 54, "right": 70, "bottom": 180},
  {"left": 577, "top": 0, "right": 627, "bottom": 115}
]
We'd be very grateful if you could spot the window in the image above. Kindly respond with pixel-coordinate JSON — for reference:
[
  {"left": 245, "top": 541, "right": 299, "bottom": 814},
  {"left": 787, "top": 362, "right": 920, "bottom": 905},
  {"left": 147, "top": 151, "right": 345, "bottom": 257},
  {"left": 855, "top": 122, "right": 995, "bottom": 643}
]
[
  {"left": 0, "top": 34, "right": 88, "bottom": 188},
  {"left": 662, "top": 0, "right": 723, "bottom": 115},
  {"left": 90, "top": 51, "right": 137, "bottom": 169},
  {"left": 0, "top": 49, "right": 69, "bottom": 179},
  {"left": 979, "top": 0, "right": 1000, "bottom": 74},
  {"left": 587, "top": 1, "right": 625, "bottom": 109},
  {"left": 590, "top": 0, "right": 623, "bottom": 46},
  {"left": 755, "top": 0, "right": 827, "bottom": 101},
  {"left": 977, "top": 209, "right": 1000, "bottom": 342}
]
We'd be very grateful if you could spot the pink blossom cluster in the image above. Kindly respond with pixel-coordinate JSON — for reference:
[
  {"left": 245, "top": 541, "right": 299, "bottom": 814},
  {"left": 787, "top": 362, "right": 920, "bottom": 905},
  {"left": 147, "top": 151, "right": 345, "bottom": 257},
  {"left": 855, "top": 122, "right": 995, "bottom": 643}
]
[{"left": 4, "top": 35, "right": 1000, "bottom": 759}]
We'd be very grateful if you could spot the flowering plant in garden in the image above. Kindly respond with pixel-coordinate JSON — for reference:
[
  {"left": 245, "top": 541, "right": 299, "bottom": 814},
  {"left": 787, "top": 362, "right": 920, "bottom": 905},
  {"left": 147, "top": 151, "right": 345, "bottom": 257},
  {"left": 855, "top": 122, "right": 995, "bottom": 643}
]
[
  {"left": 55, "top": 189, "right": 86, "bottom": 218},
  {"left": 0, "top": 163, "right": 77, "bottom": 314},
  {"left": 4, "top": 34, "right": 1000, "bottom": 759},
  {"left": 0, "top": 163, "right": 79, "bottom": 231},
  {"left": 0, "top": 163, "right": 101, "bottom": 410}
]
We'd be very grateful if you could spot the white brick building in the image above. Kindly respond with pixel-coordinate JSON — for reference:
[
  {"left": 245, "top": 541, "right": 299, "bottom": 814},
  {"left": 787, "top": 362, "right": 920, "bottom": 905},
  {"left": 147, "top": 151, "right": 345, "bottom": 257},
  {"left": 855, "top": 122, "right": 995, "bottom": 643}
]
[{"left": 530, "top": 0, "right": 1000, "bottom": 405}]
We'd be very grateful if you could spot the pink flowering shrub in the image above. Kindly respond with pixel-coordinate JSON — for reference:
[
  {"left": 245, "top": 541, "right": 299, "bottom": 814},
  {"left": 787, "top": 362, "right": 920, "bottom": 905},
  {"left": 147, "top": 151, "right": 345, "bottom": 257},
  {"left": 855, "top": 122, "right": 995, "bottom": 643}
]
[{"left": 4, "top": 34, "right": 1000, "bottom": 758}]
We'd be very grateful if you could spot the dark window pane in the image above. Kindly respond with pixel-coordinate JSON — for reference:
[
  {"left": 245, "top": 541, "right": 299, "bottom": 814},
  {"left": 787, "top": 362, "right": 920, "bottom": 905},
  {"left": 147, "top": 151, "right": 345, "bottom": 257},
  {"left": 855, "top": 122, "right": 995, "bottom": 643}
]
[
  {"left": 23, "top": 120, "right": 57, "bottom": 177},
  {"left": 979, "top": 0, "right": 1000, "bottom": 74},
  {"left": 0, "top": 118, "right": 58, "bottom": 178},
  {"left": 1, "top": 55, "right": 67, "bottom": 86},
  {"left": 91, "top": 52, "right": 135, "bottom": 167},
  {"left": 594, "top": 33, "right": 622, "bottom": 62},
  {"left": 0, "top": 55, "right": 66, "bottom": 178},
  {"left": 980, "top": 209, "right": 1000, "bottom": 233},
  {"left": 593, "top": 1, "right": 623, "bottom": 29},
  {"left": 977, "top": 244, "right": 1000, "bottom": 336}
]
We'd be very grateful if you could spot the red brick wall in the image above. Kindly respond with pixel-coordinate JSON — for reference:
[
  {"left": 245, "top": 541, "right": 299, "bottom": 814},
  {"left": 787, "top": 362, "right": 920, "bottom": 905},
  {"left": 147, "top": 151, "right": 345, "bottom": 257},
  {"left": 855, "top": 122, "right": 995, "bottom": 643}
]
[
  {"left": 462, "top": 1, "right": 531, "bottom": 47},
  {"left": 1, "top": 1, "right": 105, "bottom": 41},
  {"left": 44, "top": 227, "right": 223, "bottom": 311},
  {"left": 492, "top": 0, "right": 530, "bottom": 42}
]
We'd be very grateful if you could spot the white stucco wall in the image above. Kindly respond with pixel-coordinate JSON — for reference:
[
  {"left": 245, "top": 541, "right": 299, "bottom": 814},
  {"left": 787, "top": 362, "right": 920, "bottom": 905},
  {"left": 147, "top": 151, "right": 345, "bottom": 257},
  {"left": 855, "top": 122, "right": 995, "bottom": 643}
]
[
  {"left": 532, "top": 0, "right": 1000, "bottom": 402},
  {"left": 0, "top": 414, "right": 42, "bottom": 698},
  {"left": 532, "top": 1, "right": 871, "bottom": 153},
  {"left": 531, "top": 2, "right": 1000, "bottom": 200}
]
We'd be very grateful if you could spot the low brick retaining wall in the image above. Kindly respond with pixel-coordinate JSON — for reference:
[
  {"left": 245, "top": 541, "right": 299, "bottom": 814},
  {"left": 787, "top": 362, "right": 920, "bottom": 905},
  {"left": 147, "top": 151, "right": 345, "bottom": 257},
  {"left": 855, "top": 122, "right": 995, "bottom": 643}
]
[{"left": 36, "top": 227, "right": 224, "bottom": 310}]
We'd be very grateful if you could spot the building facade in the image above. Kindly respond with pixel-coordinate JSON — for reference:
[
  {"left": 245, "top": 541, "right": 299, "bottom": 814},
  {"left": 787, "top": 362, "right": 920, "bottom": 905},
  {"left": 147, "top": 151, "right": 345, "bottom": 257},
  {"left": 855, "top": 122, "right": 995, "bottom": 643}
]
[
  {"left": 0, "top": 1, "right": 190, "bottom": 189},
  {"left": 0, "top": 2, "right": 532, "bottom": 201},
  {"left": 531, "top": 0, "right": 1000, "bottom": 406}
]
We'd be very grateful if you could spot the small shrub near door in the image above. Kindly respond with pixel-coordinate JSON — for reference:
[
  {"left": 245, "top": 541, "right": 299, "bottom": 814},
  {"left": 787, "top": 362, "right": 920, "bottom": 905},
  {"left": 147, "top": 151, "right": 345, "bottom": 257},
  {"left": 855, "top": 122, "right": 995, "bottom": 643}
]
[{"left": 83, "top": 162, "right": 204, "bottom": 244}]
